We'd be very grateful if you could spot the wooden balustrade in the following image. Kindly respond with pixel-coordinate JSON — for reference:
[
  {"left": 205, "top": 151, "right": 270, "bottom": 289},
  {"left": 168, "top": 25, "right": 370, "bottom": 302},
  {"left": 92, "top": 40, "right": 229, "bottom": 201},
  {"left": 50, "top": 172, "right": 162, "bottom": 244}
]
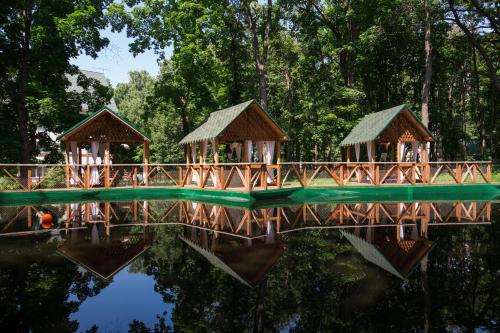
[{"left": 0, "top": 161, "right": 493, "bottom": 192}]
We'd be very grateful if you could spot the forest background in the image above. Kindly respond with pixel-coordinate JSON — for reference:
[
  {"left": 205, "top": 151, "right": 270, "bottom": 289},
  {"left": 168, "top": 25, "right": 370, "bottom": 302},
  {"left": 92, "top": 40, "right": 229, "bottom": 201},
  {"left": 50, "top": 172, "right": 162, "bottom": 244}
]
[{"left": 0, "top": 0, "right": 498, "bottom": 164}]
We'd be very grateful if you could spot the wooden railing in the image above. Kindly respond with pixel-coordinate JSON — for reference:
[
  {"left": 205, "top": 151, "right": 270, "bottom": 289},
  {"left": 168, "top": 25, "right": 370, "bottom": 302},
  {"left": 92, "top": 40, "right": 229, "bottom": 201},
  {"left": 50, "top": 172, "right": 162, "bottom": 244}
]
[
  {"left": 1, "top": 200, "right": 491, "bottom": 237},
  {"left": 0, "top": 161, "right": 493, "bottom": 192}
]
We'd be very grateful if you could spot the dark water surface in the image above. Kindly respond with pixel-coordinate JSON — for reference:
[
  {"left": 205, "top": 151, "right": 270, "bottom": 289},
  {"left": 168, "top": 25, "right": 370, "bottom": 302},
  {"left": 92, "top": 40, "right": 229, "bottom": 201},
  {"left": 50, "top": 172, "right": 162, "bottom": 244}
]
[{"left": 0, "top": 200, "right": 498, "bottom": 332}]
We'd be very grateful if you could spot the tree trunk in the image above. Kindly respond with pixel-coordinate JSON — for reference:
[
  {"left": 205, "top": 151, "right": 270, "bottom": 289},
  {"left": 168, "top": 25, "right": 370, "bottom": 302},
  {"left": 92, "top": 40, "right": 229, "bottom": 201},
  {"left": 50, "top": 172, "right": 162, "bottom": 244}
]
[
  {"left": 244, "top": 0, "right": 272, "bottom": 110},
  {"left": 421, "top": 0, "right": 432, "bottom": 128},
  {"left": 17, "top": 3, "right": 34, "bottom": 167}
]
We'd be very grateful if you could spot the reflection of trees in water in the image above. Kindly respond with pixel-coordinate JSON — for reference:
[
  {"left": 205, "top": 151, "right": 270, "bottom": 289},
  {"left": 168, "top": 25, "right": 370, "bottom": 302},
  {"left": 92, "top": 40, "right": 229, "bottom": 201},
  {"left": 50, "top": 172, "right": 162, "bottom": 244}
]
[
  {"left": 130, "top": 214, "right": 500, "bottom": 333},
  {"left": 0, "top": 235, "right": 109, "bottom": 333}
]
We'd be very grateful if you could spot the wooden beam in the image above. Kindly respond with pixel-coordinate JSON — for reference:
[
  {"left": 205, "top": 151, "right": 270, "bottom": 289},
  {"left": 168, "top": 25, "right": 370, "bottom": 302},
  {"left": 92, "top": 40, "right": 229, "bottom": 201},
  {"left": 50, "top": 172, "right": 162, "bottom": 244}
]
[
  {"left": 213, "top": 139, "right": 219, "bottom": 164},
  {"left": 143, "top": 141, "right": 150, "bottom": 186},
  {"left": 104, "top": 141, "right": 110, "bottom": 188},
  {"left": 65, "top": 142, "right": 70, "bottom": 188}
]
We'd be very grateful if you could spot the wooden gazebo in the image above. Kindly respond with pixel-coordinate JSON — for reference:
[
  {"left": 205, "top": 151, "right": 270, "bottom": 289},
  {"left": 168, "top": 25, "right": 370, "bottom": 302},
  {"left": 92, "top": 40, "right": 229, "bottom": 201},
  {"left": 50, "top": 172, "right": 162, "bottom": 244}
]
[
  {"left": 179, "top": 100, "right": 288, "bottom": 164},
  {"left": 56, "top": 106, "right": 152, "bottom": 187},
  {"left": 340, "top": 104, "right": 434, "bottom": 164}
]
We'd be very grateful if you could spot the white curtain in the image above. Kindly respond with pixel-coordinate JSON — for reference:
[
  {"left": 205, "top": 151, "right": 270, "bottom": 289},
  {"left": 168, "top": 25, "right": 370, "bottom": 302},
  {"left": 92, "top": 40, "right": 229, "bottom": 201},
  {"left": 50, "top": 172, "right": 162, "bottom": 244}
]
[
  {"left": 234, "top": 143, "right": 242, "bottom": 162},
  {"left": 91, "top": 223, "right": 99, "bottom": 245},
  {"left": 399, "top": 224, "right": 405, "bottom": 240},
  {"left": 354, "top": 143, "right": 361, "bottom": 161},
  {"left": 190, "top": 144, "right": 197, "bottom": 163},
  {"left": 399, "top": 142, "right": 406, "bottom": 162},
  {"left": 190, "top": 143, "right": 198, "bottom": 184},
  {"left": 200, "top": 141, "right": 208, "bottom": 164},
  {"left": 256, "top": 141, "right": 265, "bottom": 162},
  {"left": 411, "top": 141, "right": 419, "bottom": 162},
  {"left": 265, "top": 141, "right": 275, "bottom": 183},
  {"left": 354, "top": 143, "right": 361, "bottom": 183},
  {"left": 245, "top": 140, "right": 253, "bottom": 162},
  {"left": 98, "top": 143, "right": 106, "bottom": 162},
  {"left": 227, "top": 144, "right": 234, "bottom": 161},
  {"left": 211, "top": 140, "right": 218, "bottom": 163},
  {"left": 211, "top": 140, "right": 219, "bottom": 187},
  {"left": 398, "top": 142, "right": 406, "bottom": 182},
  {"left": 90, "top": 140, "right": 100, "bottom": 185},
  {"left": 70, "top": 141, "right": 79, "bottom": 184},
  {"left": 412, "top": 141, "right": 421, "bottom": 180},
  {"left": 367, "top": 141, "right": 374, "bottom": 162},
  {"left": 366, "top": 141, "right": 375, "bottom": 182},
  {"left": 266, "top": 220, "right": 275, "bottom": 244}
]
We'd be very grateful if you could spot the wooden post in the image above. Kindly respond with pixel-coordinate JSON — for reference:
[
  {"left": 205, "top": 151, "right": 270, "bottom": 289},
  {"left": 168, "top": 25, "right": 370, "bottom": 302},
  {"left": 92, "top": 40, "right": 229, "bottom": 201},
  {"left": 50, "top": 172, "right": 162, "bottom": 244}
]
[
  {"left": 213, "top": 139, "right": 219, "bottom": 164},
  {"left": 303, "top": 166, "right": 307, "bottom": 187},
  {"left": 178, "top": 166, "right": 183, "bottom": 187},
  {"left": 85, "top": 164, "right": 90, "bottom": 189},
  {"left": 396, "top": 141, "right": 401, "bottom": 183},
  {"left": 27, "top": 168, "right": 31, "bottom": 191},
  {"left": 198, "top": 165, "right": 203, "bottom": 188},
  {"left": 185, "top": 143, "right": 191, "bottom": 164},
  {"left": 456, "top": 163, "right": 462, "bottom": 184},
  {"left": 85, "top": 203, "right": 90, "bottom": 223},
  {"left": 219, "top": 165, "right": 225, "bottom": 190},
  {"left": 276, "top": 141, "right": 281, "bottom": 189},
  {"left": 346, "top": 146, "right": 351, "bottom": 163},
  {"left": 143, "top": 141, "right": 149, "bottom": 186},
  {"left": 486, "top": 162, "right": 491, "bottom": 182},
  {"left": 421, "top": 141, "right": 430, "bottom": 183},
  {"left": 133, "top": 167, "right": 138, "bottom": 187},
  {"left": 65, "top": 142, "right": 70, "bottom": 188},
  {"left": 370, "top": 141, "right": 377, "bottom": 185},
  {"left": 104, "top": 141, "right": 110, "bottom": 188},
  {"left": 245, "top": 165, "right": 251, "bottom": 191}
]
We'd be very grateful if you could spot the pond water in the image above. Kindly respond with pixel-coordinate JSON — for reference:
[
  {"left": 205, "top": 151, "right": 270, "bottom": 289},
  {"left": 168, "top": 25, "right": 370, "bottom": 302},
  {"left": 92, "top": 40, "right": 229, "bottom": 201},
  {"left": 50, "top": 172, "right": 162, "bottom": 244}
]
[{"left": 0, "top": 199, "right": 498, "bottom": 332}]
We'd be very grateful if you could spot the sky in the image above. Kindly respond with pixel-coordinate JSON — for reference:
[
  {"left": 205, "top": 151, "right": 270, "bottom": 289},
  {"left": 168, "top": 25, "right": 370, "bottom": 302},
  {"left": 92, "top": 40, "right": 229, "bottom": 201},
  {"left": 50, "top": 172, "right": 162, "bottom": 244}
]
[{"left": 71, "top": 28, "right": 172, "bottom": 87}]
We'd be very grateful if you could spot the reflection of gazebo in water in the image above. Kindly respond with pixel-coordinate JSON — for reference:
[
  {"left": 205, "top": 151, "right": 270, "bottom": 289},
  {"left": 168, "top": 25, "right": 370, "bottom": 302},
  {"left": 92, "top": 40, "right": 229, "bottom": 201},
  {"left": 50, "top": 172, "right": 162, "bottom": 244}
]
[
  {"left": 341, "top": 104, "right": 434, "bottom": 164},
  {"left": 57, "top": 106, "right": 152, "bottom": 187},
  {"left": 57, "top": 225, "right": 152, "bottom": 280},
  {"left": 341, "top": 226, "right": 434, "bottom": 279},
  {"left": 180, "top": 229, "right": 286, "bottom": 287}
]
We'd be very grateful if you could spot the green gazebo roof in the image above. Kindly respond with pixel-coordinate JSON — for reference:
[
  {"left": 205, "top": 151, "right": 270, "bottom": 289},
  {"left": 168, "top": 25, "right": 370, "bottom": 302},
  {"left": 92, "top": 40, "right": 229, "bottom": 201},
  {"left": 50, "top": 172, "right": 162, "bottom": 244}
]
[
  {"left": 340, "top": 104, "right": 433, "bottom": 146},
  {"left": 56, "top": 105, "right": 152, "bottom": 142},
  {"left": 179, "top": 100, "right": 287, "bottom": 145}
]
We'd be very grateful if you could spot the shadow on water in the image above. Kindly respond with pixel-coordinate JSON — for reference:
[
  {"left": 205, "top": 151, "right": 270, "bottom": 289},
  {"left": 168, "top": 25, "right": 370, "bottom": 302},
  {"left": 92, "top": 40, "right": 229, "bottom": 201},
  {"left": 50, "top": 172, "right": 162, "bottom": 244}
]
[{"left": 0, "top": 199, "right": 498, "bottom": 332}]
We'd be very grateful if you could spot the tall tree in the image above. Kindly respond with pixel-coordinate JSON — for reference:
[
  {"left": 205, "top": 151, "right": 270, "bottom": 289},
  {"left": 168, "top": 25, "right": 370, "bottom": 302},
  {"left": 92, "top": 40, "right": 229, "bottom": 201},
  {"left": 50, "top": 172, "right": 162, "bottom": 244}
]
[
  {"left": 242, "top": 0, "right": 273, "bottom": 109},
  {"left": 0, "top": 0, "right": 112, "bottom": 165},
  {"left": 421, "top": 0, "right": 432, "bottom": 128}
]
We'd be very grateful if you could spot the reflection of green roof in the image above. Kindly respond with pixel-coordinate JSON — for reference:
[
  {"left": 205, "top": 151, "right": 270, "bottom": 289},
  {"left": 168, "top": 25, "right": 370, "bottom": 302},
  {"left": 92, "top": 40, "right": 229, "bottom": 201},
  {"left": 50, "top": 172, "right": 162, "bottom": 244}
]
[
  {"left": 340, "top": 104, "right": 433, "bottom": 146},
  {"left": 179, "top": 100, "right": 287, "bottom": 144},
  {"left": 180, "top": 235, "right": 285, "bottom": 287},
  {"left": 341, "top": 229, "right": 434, "bottom": 279},
  {"left": 56, "top": 105, "right": 151, "bottom": 142},
  {"left": 57, "top": 231, "right": 151, "bottom": 280}
]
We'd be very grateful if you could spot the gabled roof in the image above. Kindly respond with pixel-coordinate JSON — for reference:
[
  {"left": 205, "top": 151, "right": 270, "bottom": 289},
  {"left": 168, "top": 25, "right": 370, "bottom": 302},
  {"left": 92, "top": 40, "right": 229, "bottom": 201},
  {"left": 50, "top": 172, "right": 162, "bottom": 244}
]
[
  {"left": 56, "top": 105, "right": 151, "bottom": 142},
  {"left": 340, "top": 104, "right": 433, "bottom": 146},
  {"left": 180, "top": 235, "right": 286, "bottom": 287},
  {"left": 341, "top": 229, "right": 434, "bottom": 279},
  {"left": 179, "top": 100, "right": 288, "bottom": 144},
  {"left": 57, "top": 231, "right": 151, "bottom": 280}
]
